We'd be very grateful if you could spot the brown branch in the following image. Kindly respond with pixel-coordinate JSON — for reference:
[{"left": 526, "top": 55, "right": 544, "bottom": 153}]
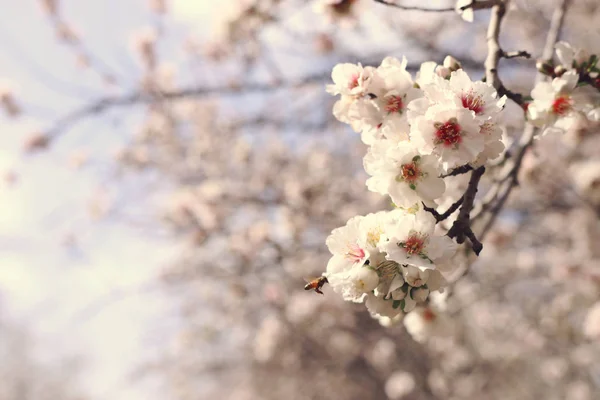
[
  {"left": 372, "top": 0, "right": 454, "bottom": 12},
  {"left": 423, "top": 196, "right": 464, "bottom": 222},
  {"left": 441, "top": 164, "right": 473, "bottom": 177},
  {"left": 502, "top": 50, "right": 531, "bottom": 59},
  {"left": 447, "top": 166, "right": 485, "bottom": 255},
  {"left": 458, "top": 0, "right": 499, "bottom": 11}
]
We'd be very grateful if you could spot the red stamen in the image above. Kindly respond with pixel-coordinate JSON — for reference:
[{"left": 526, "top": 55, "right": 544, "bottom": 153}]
[
  {"left": 385, "top": 95, "right": 404, "bottom": 113},
  {"left": 401, "top": 162, "right": 420, "bottom": 183},
  {"left": 461, "top": 92, "right": 485, "bottom": 114},
  {"left": 422, "top": 308, "right": 436, "bottom": 321},
  {"left": 404, "top": 235, "right": 424, "bottom": 255},
  {"left": 552, "top": 96, "right": 572, "bottom": 116},
  {"left": 435, "top": 119, "right": 462, "bottom": 147}
]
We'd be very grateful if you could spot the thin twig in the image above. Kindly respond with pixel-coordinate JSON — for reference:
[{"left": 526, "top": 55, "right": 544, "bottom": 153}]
[
  {"left": 423, "top": 196, "right": 464, "bottom": 222},
  {"left": 441, "top": 164, "right": 473, "bottom": 177},
  {"left": 458, "top": 0, "right": 499, "bottom": 11},
  {"left": 502, "top": 50, "right": 531, "bottom": 59},
  {"left": 372, "top": 0, "right": 454, "bottom": 12},
  {"left": 478, "top": 0, "right": 572, "bottom": 239}
]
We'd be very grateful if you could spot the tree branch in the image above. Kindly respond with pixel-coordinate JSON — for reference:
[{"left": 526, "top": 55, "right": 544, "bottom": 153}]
[
  {"left": 423, "top": 196, "right": 464, "bottom": 222},
  {"left": 441, "top": 164, "right": 473, "bottom": 177},
  {"left": 502, "top": 50, "right": 531, "bottom": 59},
  {"left": 484, "top": 0, "right": 507, "bottom": 89},
  {"left": 372, "top": 0, "right": 454, "bottom": 12},
  {"left": 447, "top": 166, "right": 485, "bottom": 255},
  {"left": 477, "top": 0, "right": 572, "bottom": 239}
]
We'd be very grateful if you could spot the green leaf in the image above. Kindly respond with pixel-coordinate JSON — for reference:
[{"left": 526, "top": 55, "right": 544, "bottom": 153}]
[
  {"left": 412, "top": 155, "right": 421, "bottom": 163},
  {"left": 392, "top": 300, "right": 401, "bottom": 309},
  {"left": 409, "top": 183, "right": 416, "bottom": 190},
  {"left": 399, "top": 299, "right": 406, "bottom": 311}
]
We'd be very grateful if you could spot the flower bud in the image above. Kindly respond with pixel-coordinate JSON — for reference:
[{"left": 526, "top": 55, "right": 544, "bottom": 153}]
[
  {"left": 574, "top": 49, "right": 590, "bottom": 66},
  {"left": 411, "top": 287, "right": 430, "bottom": 303},
  {"left": 536, "top": 60, "right": 554, "bottom": 76},
  {"left": 435, "top": 66, "right": 451, "bottom": 79},
  {"left": 554, "top": 65, "right": 566, "bottom": 77},
  {"left": 353, "top": 267, "right": 379, "bottom": 293},
  {"left": 443, "top": 56, "right": 462, "bottom": 72}
]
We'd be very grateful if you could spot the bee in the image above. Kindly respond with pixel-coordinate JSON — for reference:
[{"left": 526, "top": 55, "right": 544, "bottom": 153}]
[{"left": 304, "top": 276, "right": 328, "bottom": 295}]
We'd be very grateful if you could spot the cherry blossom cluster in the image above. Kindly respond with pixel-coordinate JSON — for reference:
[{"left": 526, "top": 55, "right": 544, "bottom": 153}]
[
  {"left": 322, "top": 55, "right": 507, "bottom": 320},
  {"left": 528, "top": 42, "right": 600, "bottom": 135}
]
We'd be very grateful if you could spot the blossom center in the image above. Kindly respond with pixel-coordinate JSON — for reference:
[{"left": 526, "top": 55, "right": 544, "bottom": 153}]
[
  {"left": 366, "top": 229, "right": 382, "bottom": 247},
  {"left": 400, "top": 162, "right": 421, "bottom": 184},
  {"left": 345, "top": 243, "right": 365, "bottom": 263},
  {"left": 434, "top": 118, "right": 462, "bottom": 147},
  {"left": 403, "top": 235, "right": 425, "bottom": 255},
  {"left": 422, "top": 308, "right": 436, "bottom": 321},
  {"left": 461, "top": 92, "right": 485, "bottom": 114},
  {"left": 348, "top": 73, "right": 360, "bottom": 90},
  {"left": 384, "top": 95, "right": 404, "bottom": 113},
  {"left": 552, "top": 95, "right": 572, "bottom": 116}
]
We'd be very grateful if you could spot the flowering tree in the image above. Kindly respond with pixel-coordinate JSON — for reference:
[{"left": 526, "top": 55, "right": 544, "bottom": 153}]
[
  {"left": 319, "top": 0, "right": 600, "bottom": 324},
  {"left": 3, "top": 0, "right": 600, "bottom": 399}
]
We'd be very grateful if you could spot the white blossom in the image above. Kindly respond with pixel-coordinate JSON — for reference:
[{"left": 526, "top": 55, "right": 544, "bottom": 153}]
[
  {"left": 555, "top": 41, "right": 589, "bottom": 70},
  {"left": 366, "top": 293, "right": 403, "bottom": 319},
  {"left": 444, "top": 69, "right": 506, "bottom": 120},
  {"left": 403, "top": 306, "right": 455, "bottom": 343},
  {"left": 527, "top": 70, "right": 599, "bottom": 134},
  {"left": 364, "top": 141, "right": 445, "bottom": 207},
  {"left": 380, "top": 210, "right": 457, "bottom": 270},
  {"left": 325, "top": 212, "right": 389, "bottom": 302},
  {"left": 410, "top": 102, "right": 484, "bottom": 169}
]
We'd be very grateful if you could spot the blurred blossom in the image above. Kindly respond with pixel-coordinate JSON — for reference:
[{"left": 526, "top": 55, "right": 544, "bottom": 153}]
[
  {"left": 539, "top": 357, "right": 569, "bottom": 384},
  {"left": 285, "top": 293, "right": 321, "bottom": 324},
  {"left": 67, "top": 148, "right": 89, "bottom": 169},
  {"left": 254, "top": 314, "right": 286, "bottom": 363},
  {"left": 566, "top": 380, "right": 593, "bottom": 400},
  {"left": 313, "top": 0, "right": 362, "bottom": 26},
  {"left": 384, "top": 371, "right": 415, "bottom": 400},
  {"left": 88, "top": 186, "right": 113, "bottom": 220},
  {"left": 367, "top": 337, "right": 396, "bottom": 370},
  {"left": 3, "top": 169, "right": 18, "bottom": 187},
  {"left": 130, "top": 27, "right": 158, "bottom": 69},
  {"left": 0, "top": 80, "right": 20, "bottom": 118},
  {"left": 570, "top": 160, "right": 600, "bottom": 205},
  {"left": 327, "top": 330, "right": 361, "bottom": 364},
  {"left": 314, "top": 33, "right": 335, "bottom": 54},
  {"left": 39, "top": 0, "right": 58, "bottom": 16},
  {"left": 403, "top": 307, "right": 454, "bottom": 343},
  {"left": 149, "top": 0, "right": 167, "bottom": 14},
  {"left": 55, "top": 21, "right": 78, "bottom": 42},
  {"left": 23, "top": 132, "right": 50, "bottom": 152},
  {"left": 583, "top": 302, "right": 600, "bottom": 339}
]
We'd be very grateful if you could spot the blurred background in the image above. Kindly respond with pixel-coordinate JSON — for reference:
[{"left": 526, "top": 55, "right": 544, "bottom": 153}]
[{"left": 0, "top": 0, "right": 599, "bottom": 399}]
